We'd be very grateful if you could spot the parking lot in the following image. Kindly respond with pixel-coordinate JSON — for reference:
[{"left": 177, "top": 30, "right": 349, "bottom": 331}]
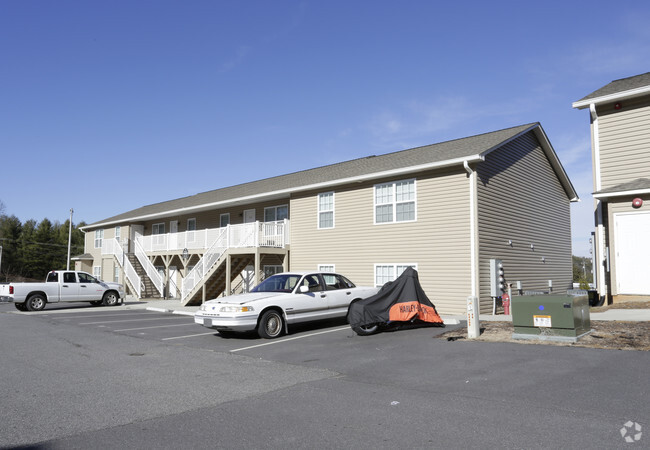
[{"left": 1, "top": 302, "right": 648, "bottom": 448}]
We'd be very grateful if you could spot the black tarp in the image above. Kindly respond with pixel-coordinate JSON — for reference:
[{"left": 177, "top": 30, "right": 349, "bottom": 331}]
[{"left": 347, "top": 267, "right": 443, "bottom": 329}]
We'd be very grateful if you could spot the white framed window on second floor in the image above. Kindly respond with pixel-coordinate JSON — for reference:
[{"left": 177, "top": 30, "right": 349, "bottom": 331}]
[
  {"left": 318, "top": 192, "right": 334, "bottom": 229},
  {"left": 152, "top": 223, "right": 165, "bottom": 234},
  {"left": 264, "top": 205, "right": 288, "bottom": 222},
  {"left": 220, "top": 213, "right": 230, "bottom": 228},
  {"left": 115, "top": 226, "right": 121, "bottom": 241},
  {"left": 374, "top": 263, "right": 418, "bottom": 287},
  {"left": 374, "top": 179, "right": 416, "bottom": 224},
  {"left": 94, "top": 229, "right": 104, "bottom": 249}
]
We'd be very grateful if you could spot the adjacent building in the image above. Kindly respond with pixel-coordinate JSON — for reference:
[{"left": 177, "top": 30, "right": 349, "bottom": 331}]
[
  {"left": 573, "top": 72, "right": 650, "bottom": 303},
  {"left": 78, "top": 122, "right": 578, "bottom": 315}
]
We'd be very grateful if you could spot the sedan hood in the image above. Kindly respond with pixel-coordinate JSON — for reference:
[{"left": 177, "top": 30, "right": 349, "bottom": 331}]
[{"left": 205, "top": 292, "right": 284, "bottom": 305}]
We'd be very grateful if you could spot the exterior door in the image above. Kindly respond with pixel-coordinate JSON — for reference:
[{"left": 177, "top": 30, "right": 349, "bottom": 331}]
[
  {"left": 614, "top": 212, "right": 650, "bottom": 295},
  {"left": 131, "top": 225, "right": 144, "bottom": 253},
  {"left": 243, "top": 209, "right": 255, "bottom": 223},
  {"left": 60, "top": 272, "right": 80, "bottom": 301}
]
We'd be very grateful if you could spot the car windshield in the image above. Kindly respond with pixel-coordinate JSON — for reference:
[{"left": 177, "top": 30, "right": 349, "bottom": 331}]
[{"left": 251, "top": 274, "right": 302, "bottom": 293}]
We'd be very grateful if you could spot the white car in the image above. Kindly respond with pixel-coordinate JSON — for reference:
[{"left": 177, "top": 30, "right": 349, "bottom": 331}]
[{"left": 194, "top": 272, "right": 379, "bottom": 339}]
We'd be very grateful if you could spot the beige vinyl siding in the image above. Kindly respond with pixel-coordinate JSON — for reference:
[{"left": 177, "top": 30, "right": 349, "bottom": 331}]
[
  {"left": 477, "top": 131, "right": 572, "bottom": 313},
  {"left": 597, "top": 98, "right": 650, "bottom": 189},
  {"left": 605, "top": 196, "right": 650, "bottom": 296},
  {"left": 290, "top": 167, "right": 472, "bottom": 315}
]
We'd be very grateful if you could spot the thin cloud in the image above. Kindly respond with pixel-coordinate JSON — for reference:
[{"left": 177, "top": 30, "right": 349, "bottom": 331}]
[{"left": 218, "top": 45, "right": 252, "bottom": 73}]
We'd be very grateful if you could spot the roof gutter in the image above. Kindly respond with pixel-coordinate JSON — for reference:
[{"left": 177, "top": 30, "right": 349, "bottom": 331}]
[{"left": 572, "top": 85, "right": 650, "bottom": 109}]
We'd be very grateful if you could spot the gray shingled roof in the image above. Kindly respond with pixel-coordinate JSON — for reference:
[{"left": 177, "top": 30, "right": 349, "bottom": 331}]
[
  {"left": 594, "top": 178, "right": 650, "bottom": 197},
  {"left": 574, "top": 72, "right": 650, "bottom": 107},
  {"left": 86, "top": 122, "right": 573, "bottom": 228}
]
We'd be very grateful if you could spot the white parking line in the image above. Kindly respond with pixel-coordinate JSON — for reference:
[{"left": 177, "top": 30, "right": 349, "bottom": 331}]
[
  {"left": 230, "top": 326, "right": 350, "bottom": 352},
  {"left": 161, "top": 332, "right": 217, "bottom": 340},
  {"left": 79, "top": 317, "right": 190, "bottom": 325},
  {"left": 47, "top": 312, "right": 153, "bottom": 319},
  {"left": 114, "top": 323, "right": 197, "bottom": 332}
]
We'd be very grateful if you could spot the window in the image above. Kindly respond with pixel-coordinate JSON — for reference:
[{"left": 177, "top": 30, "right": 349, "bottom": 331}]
[
  {"left": 374, "top": 263, "right": 417, "bottom": 287},
  {"left": 93, "top": 266, "right": 101, "bottom": 279},
  {"left": 263, "top": 265, "right": 284, "bottom": 279},
  {"left": 374, "top": 179, "right": 416, "bottom": 224},
  {"left": 115, "top": 226, "right": 121, "bottom": 240},
  {"left": 318, "top": 192, "right": 334, "bottom": 229},
  {"left": 79, "top": 272, "right": 97, "bottom": 283},
  {"left": 220, "top": 213, "right": 230, "bottom": 228},
  {"left": 94, "top": 229, "right": 104, "bottom": 249},
  {"left": 114, "top": 266, "right": 120, "bottom": 283},
  {"left": 323, "top": 274, "right": 356, "bottom": 290},
  {"left": 318, "top": 264, "right": 335, "bottom": 273},
  {"left": 152, "top": 223, "right": 165, "bottom": 234},
  {"left": 264, "top": 205, "right": 288, "bottom": 222},
  {"left": 64, "top": 272, "right": 76, "bottom": 283}
]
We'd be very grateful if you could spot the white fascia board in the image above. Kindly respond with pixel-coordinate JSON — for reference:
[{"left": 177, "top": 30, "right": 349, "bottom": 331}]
[
  {"left": 572, "top": 85, "right": 650, "bottom": 109},
  {"left": 593, "top": 188, "right": 650, "bottom": 199},
  {"left": 84, "top": 155, "right": 485, "bottom": 230}
]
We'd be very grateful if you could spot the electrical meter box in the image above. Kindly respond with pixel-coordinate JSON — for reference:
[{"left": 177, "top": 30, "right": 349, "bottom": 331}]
[{"left": 511, "top": 295, "right": 591, "bottom": 342}]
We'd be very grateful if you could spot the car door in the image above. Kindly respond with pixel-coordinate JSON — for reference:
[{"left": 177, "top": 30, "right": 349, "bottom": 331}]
[
  {"left": 60, "top": 272, "right": 80, "bottom": 302},
  {"left": 283, "top": 274, "right": 330, "bottom": 324},
  {"left": 322, "top": 274, "right": 357, "bottom": 313}
]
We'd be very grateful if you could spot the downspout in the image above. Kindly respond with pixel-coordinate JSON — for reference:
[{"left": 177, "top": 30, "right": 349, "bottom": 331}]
[
  {"left": 590, "top": 104, "right": 607, "bottom": 299},
  {"left": 464, "top": 160, "right": 478, "bottom": 297}
]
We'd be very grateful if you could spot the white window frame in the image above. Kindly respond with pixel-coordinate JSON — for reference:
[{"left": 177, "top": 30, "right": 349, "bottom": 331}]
[
  {"left": 318, "top": 264, "right": 335, "bottom": 273},
  {"left": 152, "top": 223, "right": 165, "bottom": 234},
  {"left": 220, "top": 213, "right": 230, "bottom": 228},
  {"left": 318, "top": 192, "right": 335, "bottom": 229},
  {"left": 263, "top": 265, "right": 284, "bottom": 279},
  {"left": 94, "top": 229, "right": 104, "bottom": 249},
  {"left": 374, "top": 179, "right": 417, "bottom": 225},
  {"left": 264, "top": 205, "right": 288, "bottom": 223},
  {"left": 93, "top": 266, "right": 102, "bottom": 279},
  {"left": 115, "top": 226, "right": 121, "bottom": 240},
  {"left": 374, "top": 263, "right": 418, "bottom": 287},
  {"left": 114, "top": 266, "right": 120, "bottom": 283}
]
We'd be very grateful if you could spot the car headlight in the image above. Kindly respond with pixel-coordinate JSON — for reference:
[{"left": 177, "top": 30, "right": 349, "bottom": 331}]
[{"left": 219, "top": 305, "right": 255, "bottom": 313}]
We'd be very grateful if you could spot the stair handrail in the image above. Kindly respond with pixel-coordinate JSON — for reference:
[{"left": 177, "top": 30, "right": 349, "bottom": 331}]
[
  {"left": 181, "top": 226, "right": 228, "bottom": 302},
  {"left": 103, "top": 238, "right": 141, "bottom": 297},
  {"left": 133, "top": 238, "right": 164, "bottom": 296}
]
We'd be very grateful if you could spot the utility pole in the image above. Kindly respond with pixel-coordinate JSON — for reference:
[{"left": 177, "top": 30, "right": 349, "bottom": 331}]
[{"left": 66, "top": 208, "right": 74, "bottom": 270}]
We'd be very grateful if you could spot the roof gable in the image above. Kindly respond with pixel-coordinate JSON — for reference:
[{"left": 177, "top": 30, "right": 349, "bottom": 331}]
[
  {"left": 84, "top": 123, "right": 576, "bottom": 229},
  {"left": 573, "top": 72, "right": 650, "bottom": 109}
]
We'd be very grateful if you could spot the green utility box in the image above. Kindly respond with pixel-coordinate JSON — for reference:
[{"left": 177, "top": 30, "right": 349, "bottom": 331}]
[{"left": 511, "top": 295, "right": 591, "bottom": 342}]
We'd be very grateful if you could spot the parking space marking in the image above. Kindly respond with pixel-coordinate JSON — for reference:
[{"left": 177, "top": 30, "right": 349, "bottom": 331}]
[
  {"left": 46, "top": 312, "right": 154, "bottom": 319},
  {"left": 79, "top": 317, "right": 189, "bottom": 325},
  {"left": 161, "top": 331, "right": 217, "bottom": 340},
  {"left": 230, "top": 326, "right": 349, "bottom": 353},
  {"left": 114, "top": 323, "right": 196, "bottom": 332}
]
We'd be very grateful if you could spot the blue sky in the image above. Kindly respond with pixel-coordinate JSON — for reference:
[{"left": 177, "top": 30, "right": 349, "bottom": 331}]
[{"left": 1, "top": 0, "right": 649, "bottom": 257}]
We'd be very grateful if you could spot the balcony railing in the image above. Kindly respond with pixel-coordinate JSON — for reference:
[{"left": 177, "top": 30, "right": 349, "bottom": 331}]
[{"left": 137, "top": 220, "right": 290, "bottom": 253}]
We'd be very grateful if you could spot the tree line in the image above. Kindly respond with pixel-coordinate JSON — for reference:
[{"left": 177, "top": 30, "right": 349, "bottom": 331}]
[{"left": 0, "top": 207, "right": 87, "bottom": 282}]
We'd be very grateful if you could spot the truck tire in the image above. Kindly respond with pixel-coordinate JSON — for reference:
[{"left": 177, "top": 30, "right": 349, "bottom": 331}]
[
  {"left": 14, "top": 303, "right": 27, "bottom": 311},
  {"left": 25, "top": 294, "right": 47, "bottom": 312},
  {"left": 102, "top": 291, "right": 119, "bottom": 306}
]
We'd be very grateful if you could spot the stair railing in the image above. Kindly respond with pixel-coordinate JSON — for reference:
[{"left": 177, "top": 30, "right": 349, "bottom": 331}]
[
  {"left": 181, "top": 227, "right": 228, "bottom": 302},
  {"left": 103, "top": 238, "right": 141, "bottom": 298},
  {"left": 133, "top": 237, "right": 164, "bottom": 296}
]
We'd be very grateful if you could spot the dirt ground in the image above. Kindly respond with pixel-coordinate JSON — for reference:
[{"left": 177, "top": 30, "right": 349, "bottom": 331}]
[{"left": 437, "top": 301, "right": 650, "bottom": 351}]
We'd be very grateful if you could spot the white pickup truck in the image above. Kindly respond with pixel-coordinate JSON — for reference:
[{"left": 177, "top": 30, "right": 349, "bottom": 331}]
[{"left": 0, "top": 270, "right": 125, "bottom": 311}]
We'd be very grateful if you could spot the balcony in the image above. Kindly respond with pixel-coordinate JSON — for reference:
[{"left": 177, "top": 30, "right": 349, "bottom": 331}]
[{"left": 136, "top": 220, "right": 290, "bottom": 254}]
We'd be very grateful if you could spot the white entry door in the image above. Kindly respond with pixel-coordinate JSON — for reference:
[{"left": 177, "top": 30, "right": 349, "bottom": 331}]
[
  {"left": 243, "top": 209, "right": 255, "bottom": 223},
  {"left": 169, "top": 220, "right": 178, "bottom": 249},
  {"left": 614, "top": 212, "right": 650, "bottom": 295}
]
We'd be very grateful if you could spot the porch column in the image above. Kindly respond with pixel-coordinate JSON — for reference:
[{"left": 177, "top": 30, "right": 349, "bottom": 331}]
[
  {"left": 225, "top": 254, "right": 232, "bottom": 296},
  {"left": 254, "top": 248, "right": 261, "bottom": 286}
]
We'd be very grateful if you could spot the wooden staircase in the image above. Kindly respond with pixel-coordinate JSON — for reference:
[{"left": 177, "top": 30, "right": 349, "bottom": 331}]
[
  {"left": 183, "top": 252, "right": 254, "bottom": 306},
  {"left": 127, "top": 254, "right": 163, "bottom": 298}
]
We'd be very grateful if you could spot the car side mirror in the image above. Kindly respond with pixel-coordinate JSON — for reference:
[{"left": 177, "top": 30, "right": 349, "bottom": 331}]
[{"left": 299, "top": 285, "right": 309, "bottom": 294}]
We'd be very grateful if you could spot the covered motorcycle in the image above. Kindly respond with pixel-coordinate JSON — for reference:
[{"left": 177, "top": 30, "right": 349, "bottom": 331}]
[{"left": 347, "top": 267, "right": 444, "bottom": 335}]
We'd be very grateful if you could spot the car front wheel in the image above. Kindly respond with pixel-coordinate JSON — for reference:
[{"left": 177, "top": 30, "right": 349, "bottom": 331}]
[
  {"left": 102, "top": 292, "right": 119, "bottom": 306},
  {"left": 257, "top": 310, "right": 284, "bottom": 339}
]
